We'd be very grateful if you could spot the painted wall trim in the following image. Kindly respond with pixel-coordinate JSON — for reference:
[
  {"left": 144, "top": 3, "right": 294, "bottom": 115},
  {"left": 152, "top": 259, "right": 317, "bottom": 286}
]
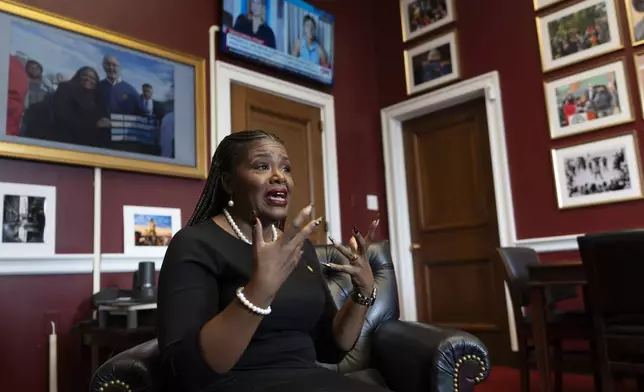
[{"left": 0, "top": 254, "right": 163, "bottom": 276}]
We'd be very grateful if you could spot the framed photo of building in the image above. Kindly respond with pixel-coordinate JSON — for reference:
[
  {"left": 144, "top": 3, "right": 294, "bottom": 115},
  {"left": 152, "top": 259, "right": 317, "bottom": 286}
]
[
  {"left": 404, "top": 31, "right": 460, "bottom": 95},
  {"left": 0, "top": 1, "right": 207, "bottom": 179},
  {"left": 536, "top": 0, "right": 622, "bottom": 72},
  {"left": 0, "top": 182, "right": 55, "bottom": 256},
  {"left": 551, "top": 132, "right": 643, "bottom": 209},
  {"left": 544, "top": 60, "right": 633, "bottom": 139},
  {"left": 123, "top": 205, "right": 181, "bottom": 257},
  {"left": 400, "top": 0, "right": 455, "bottom": 42},
  {"left": 534, "top": 0, "right": 566, "bottom": 11},
  {"left": 626, "top": 0, "right": 644, "bottom": 46}
]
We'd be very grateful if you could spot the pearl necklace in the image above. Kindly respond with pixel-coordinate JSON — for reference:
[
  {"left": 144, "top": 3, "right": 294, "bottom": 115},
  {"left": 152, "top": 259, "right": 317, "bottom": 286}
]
[{"left": 223, "top": 208, "right": 278, "bottom": 244}]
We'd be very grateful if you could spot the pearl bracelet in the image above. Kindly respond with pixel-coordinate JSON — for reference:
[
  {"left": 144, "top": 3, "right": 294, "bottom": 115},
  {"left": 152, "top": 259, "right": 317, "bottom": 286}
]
[{"left": 236, "top": 287, "right": 272, "bottom": 316}]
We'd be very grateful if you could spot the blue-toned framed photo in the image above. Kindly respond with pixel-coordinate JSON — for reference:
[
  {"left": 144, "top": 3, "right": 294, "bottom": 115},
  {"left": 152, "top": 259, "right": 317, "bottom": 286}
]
[{"left": 0, "top": 1, "right": 207, "bottom": 178}]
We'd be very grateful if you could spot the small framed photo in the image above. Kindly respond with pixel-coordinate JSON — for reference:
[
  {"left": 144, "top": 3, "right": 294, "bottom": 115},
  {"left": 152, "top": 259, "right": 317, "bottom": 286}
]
[
  {"left": 404, "top": 31, "right": 460, "bottom": 95},
  {"left": 0, "top": 182, "right": 56, "bottom": 256},
  {"left": 534, "top": 0, "right": 566, "bottom": 11},
  {"left": 536, "top": 0, "right": 622, "bottom": 72},
  {"left": 626, "top": 0, "right": 644, "bottom": 46},
  {"left": 544, "top": 60, "right": 633, "bottom": 139},
  {"left": 123, "top": 205, "right": 181, "bottom": 257},
  {"left": 633, "top": 51, "right": 644, "bottom": 116},
  {"left": 400, "top": 0, "right": 455, "bottom": 42},
  {"left": 552, "top": 132, "right": 643, "bottom": 209}
]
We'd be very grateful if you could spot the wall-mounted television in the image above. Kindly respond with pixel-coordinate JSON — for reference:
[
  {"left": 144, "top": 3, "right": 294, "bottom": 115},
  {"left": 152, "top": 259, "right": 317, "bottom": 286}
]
[{"left": 220, "top": 0, "right": 335, "bottom": 86}]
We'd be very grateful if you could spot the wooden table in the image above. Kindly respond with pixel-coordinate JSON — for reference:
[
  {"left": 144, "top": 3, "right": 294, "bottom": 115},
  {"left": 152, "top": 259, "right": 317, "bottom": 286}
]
[{"left": 527, "top": 261, "right": 586, "bottom": 392}]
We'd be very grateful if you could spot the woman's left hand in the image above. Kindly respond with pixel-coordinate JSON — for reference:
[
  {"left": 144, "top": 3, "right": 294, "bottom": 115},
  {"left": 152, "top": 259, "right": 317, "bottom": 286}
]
[{"left": 325, "top": 215, "right": 380, "bottom": 295}]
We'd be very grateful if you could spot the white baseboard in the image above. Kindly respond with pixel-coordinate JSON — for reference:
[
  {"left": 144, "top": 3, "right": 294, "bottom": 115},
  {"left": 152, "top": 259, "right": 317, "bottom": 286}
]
[{"left": 0, "top": 253, "right": 163, "bottom": 275}]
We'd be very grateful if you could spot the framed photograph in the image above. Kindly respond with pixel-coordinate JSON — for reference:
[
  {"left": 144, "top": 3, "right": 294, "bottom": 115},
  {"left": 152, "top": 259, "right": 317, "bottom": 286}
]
[
  {"left": 626, "top": 0, "right": 644, "bottom": 46},
  {"left": 400, "top": 0, "right": 455, "bottom": 42},
  {"left": 552, "top": 132, "right": 643, "bottom": 209},
  {"left": 123, "top": 205, "right": 181, "bottom": 257},
  {"left": 534, "top": 0, "right": 567, "bottom": 11},
  {"left": 0, "top": 1, "right": 207, "bottom": 179},
  {"left": 632, "top": 51, "right": 644, "bottom": 116},
  {"left": 404, "top": 31, "right": 460, "bottom": 95},
  {"left": 536, "top": 0, "right": 622, "bottom": 72},
  {"left": 0, "top": 182, "right": 55, "bottom": 256},
  {"left": 544, "top": 60, "right": 632, "bottom": 139}
]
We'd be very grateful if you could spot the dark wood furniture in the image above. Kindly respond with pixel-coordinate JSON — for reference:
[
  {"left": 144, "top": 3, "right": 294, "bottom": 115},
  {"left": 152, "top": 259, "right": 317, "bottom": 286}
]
[
  {"left": 578, "top": 230, "right": 644, "bottom": 392},
  {"left": 527, "top": 260, "right": 590, "bottom": 392},
  {"left": 497, "top": 247, "right": 592, "bottom": 392}
]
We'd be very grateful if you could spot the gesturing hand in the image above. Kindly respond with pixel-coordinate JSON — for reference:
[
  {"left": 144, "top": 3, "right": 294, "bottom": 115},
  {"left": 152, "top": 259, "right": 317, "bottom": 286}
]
[
  {"left": 325, "top": 215, "right": 380, "bottom": 295},
  {"left": 248, "top": 205, "right": 323, "bottom": 301}
]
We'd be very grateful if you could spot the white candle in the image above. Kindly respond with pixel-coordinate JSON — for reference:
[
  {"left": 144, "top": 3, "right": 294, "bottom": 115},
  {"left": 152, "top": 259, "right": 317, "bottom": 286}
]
[{"left": 49, "top": 321, "right": 57, "bottom": 392}]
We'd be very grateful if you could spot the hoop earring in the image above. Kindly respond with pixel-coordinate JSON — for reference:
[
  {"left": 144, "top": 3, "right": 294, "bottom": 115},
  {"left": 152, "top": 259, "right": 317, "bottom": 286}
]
[{"left": 228, "top": 197, "right": 234, "bottom": 207}]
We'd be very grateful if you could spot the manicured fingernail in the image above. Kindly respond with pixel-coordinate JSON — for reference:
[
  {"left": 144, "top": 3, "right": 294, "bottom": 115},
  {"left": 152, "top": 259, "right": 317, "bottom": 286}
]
[
  {"left": 352, "top": 225, "right": 360, "bottom": 235},
  {"left": 328, "top": 236, "right": 336, "bottom": 244},
  {"left": 251, "top": 210, "right": 258, "bottom": 226},
  {"left": 321, "top": 262, "right": 331, "bottom": 267},
  {"left": 314, "top": 217, "right": 324, "bottom": 226}
]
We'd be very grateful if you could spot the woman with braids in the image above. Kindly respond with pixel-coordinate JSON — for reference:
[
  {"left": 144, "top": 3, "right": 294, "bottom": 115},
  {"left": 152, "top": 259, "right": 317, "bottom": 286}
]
[{"left": 157, "top": 130, "right": 388, "bottom": 392}]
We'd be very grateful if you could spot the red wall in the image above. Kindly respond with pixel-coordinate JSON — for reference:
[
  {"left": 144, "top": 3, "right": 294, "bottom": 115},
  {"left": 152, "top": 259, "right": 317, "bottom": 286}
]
[
  {"left": 0, "top": 0, "right": 385, "bottom": 391},
  {"left": 372, "top": 0, "right": 644, "bottom": 240}
]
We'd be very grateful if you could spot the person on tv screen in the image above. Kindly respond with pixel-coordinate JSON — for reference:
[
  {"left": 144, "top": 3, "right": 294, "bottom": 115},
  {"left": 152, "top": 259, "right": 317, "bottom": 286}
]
[
  {"left": 232, "top": 0, "right": 276, "bottom": 49},
  {"left": 291, "top": 15, "right": 328, "bottom": 66}
]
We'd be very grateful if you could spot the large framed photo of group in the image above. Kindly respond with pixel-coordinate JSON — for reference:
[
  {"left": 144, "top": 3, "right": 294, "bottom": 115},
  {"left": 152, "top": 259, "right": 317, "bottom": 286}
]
[
  {"left": 404, "top": 31, "right": 460, "bottom": 95},
  {"left": 400, "top": 0, "right": 455, "bottom": 42},
  {"left": 626, "top": 0, "right": 644, "bottom": 46},
  {"left": 544, "top": 60, "right": 633, "bottom": 139},
  {"left": 0, "top": 1, "right": 208, "bottom": 179},
  {"left": 536, "top": 0, "right": 622, "bottom": 72},
  {"left": 552, "top": 132, "right": 643, "bottom": 209}
]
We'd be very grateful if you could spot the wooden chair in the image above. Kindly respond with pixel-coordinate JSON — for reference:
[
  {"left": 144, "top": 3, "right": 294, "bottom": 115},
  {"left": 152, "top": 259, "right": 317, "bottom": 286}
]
[
  {"left": 497, "top": 247, "right": 598, "bottom": 392},
  {"left": 578, "top": 230, "right": 644, "bottom": 392}
]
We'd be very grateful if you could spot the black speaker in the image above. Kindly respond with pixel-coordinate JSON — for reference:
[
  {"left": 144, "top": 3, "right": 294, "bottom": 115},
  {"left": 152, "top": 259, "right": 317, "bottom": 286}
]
[{"left": 134, "top": 261, "right": 156, "bottom": 300}]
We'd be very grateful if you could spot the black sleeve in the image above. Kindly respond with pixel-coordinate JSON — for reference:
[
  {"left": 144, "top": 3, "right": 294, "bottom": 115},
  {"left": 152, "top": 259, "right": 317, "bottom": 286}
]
[
  {"left": 305, "top": 242, "right": 349, "bottom": 364},
  {"left": 157, "top": 228, "right": 221, "bottom": 391}
]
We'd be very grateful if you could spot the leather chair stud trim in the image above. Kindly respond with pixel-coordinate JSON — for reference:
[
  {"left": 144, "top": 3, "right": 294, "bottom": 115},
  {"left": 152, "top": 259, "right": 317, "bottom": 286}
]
[
  {"left": 98, "top": 379, "right": 132, "bottom": 392},
  {"left": 453, "top": 354, "right": 487, "bottom": 391}
]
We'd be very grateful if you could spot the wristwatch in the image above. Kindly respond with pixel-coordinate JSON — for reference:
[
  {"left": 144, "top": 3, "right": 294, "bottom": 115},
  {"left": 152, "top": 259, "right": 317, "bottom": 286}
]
[{"left": 351, "top": 286, "right": 377, "bottom": 307}]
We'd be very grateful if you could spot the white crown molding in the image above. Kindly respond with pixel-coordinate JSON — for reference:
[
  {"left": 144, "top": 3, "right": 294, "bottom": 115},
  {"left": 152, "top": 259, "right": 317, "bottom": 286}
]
[{"left": 0, "top": 253, "right": 163, "bottom": 275}]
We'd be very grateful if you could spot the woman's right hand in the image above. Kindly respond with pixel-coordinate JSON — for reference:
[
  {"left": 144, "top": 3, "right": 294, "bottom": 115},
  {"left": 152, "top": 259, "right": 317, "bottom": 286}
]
[{"left": 245, "top": 205, "right": 322, "bottom": 305}]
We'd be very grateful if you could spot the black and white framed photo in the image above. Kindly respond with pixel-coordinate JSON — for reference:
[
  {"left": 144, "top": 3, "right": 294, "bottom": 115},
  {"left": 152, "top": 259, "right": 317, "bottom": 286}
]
[
  {"left": 536, "top": 0, "right": 622, "bottom": 72},
  {"left": 534, "top": 0, "right": 566, "bottom": 11},
  {"left": 400, "top": 0, "right": 455, "bottom": 42},
  {"left": 0, "top": 182, "right": 55, "bottom": 256},
  {"left": 552, "top": 132, "right": 643, "bottom": 209},
  {"left": 404, "top": 31, "right": 460, "bottom": 95},
  {"left": 123, "top": 205, "right": 181, "bottom": 257},
  {"left": 544, "top": 60, "right": 633, "bottom": 139}
]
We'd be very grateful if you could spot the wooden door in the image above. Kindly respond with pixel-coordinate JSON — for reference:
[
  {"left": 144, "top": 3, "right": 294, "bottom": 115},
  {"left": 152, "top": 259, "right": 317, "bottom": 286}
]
[
  {"left": 403, "top": 98, "right": 510, "bottom": 363},
  {"left": 231, "top": 83, "right": 327, "bottom": 245}
]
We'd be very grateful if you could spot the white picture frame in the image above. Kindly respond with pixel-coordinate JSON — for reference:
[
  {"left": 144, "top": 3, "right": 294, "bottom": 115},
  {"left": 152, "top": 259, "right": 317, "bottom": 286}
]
[
  {"left": 534, "top": 0, "right": 566, "bottom": 11},
  {"left": 404, "top": 31, "right": 460, "bottom": 95},
  {"left": 123, "top": 205, "right": 182, "bottom": 257},
  {"left": 0, "top": 182, "right": 56, "bottom": 257},
  {"left": 544, "top": 60, "right": 633, "bottom": 139},
  {"left": 552, "top": 132, "right": 643, "bottom": 209},
  {"left": 536, "top": 0, "right": 623, "bottom": 72},
  {"left": 400, "top": 0, "right": 455, "bottom": 42}
]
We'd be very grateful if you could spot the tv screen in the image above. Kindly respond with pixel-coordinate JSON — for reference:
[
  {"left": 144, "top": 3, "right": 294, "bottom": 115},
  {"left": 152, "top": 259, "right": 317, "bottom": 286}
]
[{"left": 220, "top": 0, "right": 335, "bottom": 86}]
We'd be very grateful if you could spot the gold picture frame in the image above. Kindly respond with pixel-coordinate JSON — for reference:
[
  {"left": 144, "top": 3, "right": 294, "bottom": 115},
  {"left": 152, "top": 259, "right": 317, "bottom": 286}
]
[
  {"left": 533, "top": 0, "right": 567, "bottom": 12},
  {"left": 625, "top": 0, "right": 644, "bottom": 47},
  {"left": 399, "top": 0, "right": 456, "bottom": 42},
  {"left": 403, "top": 30, "right": 461, "bottom": 95},
  {"left": 535, "top": 0, "right": 623, "bottom": 72},
  {"left": 551, "top": 131, "right": 644, "bottom": 209},
  {"left": 0, "top": 1, "right": 208, "bottom": 179}
]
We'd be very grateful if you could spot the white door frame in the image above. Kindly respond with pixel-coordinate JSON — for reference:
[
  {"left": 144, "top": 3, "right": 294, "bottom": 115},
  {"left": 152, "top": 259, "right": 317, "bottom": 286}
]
[
  {"left": 212, "top": 60, "right": 342, "bottom": 242},
  {"left": 380, "top": 71, "right": 520, "bottom": 350}
]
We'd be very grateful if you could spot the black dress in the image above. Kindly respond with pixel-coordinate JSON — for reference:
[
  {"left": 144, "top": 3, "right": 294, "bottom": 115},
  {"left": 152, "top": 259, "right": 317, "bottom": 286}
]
[{"left": 157, "top": 220, "right": 390, "bottom": 392}]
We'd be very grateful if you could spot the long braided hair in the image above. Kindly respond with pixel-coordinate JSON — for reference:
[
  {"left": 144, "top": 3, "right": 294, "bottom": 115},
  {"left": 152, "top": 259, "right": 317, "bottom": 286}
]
[{"left": 186, "top": 130, "right": 285, "bottom": 227}]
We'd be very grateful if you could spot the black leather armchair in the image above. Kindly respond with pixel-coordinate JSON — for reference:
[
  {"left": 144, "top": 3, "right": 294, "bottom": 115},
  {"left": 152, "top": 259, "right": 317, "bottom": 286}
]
[{"left": 90, "top": 241, "right": 491, "bottom": 392}]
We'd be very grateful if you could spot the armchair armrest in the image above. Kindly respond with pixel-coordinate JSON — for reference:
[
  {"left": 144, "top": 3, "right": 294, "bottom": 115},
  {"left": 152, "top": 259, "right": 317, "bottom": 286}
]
[
  {"left": 90, "top": 339, "right": 161, "bottom": 392},
  {"left": 372, "top": 321, "right": 490, "bottom": 392}
]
